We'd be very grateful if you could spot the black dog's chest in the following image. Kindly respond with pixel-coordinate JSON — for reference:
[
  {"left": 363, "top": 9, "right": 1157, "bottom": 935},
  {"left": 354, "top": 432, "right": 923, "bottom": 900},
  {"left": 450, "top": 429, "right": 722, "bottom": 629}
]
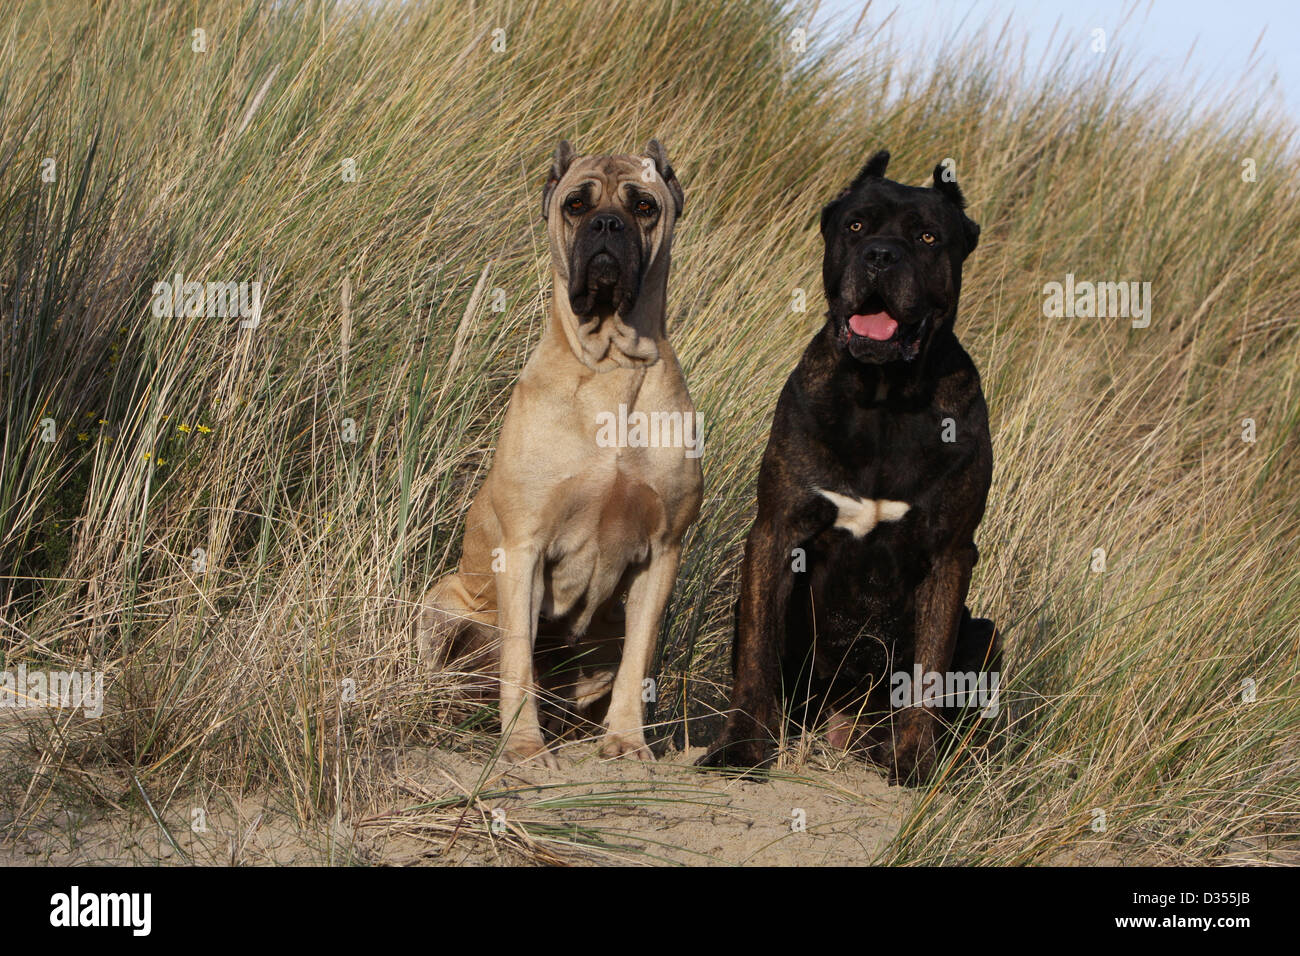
[
  {"left": 826, "top": 402, "right": 950, "bottom": 500},
  {"left": 794, "top": 402, "right": 963, "bottom": 681}
]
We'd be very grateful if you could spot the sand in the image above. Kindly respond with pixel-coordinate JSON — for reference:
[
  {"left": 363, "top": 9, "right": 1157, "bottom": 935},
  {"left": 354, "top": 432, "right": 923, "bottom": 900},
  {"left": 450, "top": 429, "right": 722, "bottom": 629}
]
[{"left": 0, "top": 708, "right": 910, "bottom": 866}]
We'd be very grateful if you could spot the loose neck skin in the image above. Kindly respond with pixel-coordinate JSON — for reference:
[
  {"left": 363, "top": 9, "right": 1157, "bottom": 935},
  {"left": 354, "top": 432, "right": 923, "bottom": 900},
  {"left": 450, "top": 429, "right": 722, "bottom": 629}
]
[{"left": 546, "top": 249, "right": 672, "bottom": 373}]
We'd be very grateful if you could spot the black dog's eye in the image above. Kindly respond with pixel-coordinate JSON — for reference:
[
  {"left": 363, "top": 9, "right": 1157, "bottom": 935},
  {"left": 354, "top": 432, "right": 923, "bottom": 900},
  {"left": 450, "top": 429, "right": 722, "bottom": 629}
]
[
  {"left": 634, "top": 197, "right": 657, "bottom": 215},
  {"left": 565, "top": 195, "right": 587, "bottom": 214},
  {"left": 920, "top": 231, "right": 938, "bottom": 245},
  {"left": 847, "top": 220, "right": 863, "bottom": 233}
]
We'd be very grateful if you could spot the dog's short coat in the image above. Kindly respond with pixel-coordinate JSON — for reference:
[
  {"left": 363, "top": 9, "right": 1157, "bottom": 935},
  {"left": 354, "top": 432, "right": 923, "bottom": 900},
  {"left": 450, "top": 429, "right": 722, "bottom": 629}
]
[
  {"left": 701, "top": 150, "right": 998, "bottom": 783},
  {"left": 418, "top": 141, "right": 702, "bottom": 768}
]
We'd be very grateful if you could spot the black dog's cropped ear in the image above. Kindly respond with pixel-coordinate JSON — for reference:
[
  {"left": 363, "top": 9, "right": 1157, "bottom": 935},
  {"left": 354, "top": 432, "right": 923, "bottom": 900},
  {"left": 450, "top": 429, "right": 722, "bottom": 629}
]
[
  {"left": 542, "top": 140, "right": 577, "bottom": 220},
  {"left": 853, "top": 149, "right": 891, "bottom": 187},
  {"left": 931, "top": 162, "right": 967, "bottom": 207},
  {"left": 932, "top": 162, "right": 980, "bottom": 253},
  {"left": 645, "top": 139, "right": 685, "bottom": 218},
  {"left": 821, "top": 149, "right": 891, "bottom": 234},
  {"left": 837, "top": 149, "right": 891, "bottom": 199}
]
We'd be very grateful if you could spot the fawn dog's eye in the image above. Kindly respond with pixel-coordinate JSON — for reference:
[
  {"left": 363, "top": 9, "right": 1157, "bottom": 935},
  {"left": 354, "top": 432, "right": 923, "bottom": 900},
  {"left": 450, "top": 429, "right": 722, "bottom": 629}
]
[
  {"left": 566, "top": 195, "right": 586, "bottom": 213},
  {"left": 634, "top": 197, "right": 657, "bottom": 215}
]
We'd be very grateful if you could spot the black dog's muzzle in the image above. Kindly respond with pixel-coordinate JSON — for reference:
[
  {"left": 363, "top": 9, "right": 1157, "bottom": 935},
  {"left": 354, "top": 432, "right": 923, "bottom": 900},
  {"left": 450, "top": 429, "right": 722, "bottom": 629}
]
[{"left": 861, "top": 239, "right": 903, "bottom": 277}]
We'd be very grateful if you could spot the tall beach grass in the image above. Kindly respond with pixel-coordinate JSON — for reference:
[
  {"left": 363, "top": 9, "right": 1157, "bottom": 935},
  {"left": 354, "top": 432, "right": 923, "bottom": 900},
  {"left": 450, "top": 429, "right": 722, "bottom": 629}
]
[{"left": 0, "top": 0, "right": 1296, "bottom": 863}]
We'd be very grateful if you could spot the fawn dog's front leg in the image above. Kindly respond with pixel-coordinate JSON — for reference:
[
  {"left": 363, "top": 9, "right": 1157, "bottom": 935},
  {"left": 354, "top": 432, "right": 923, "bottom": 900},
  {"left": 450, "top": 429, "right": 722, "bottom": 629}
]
[
  {"left": 599, "top": 544, "right": 682, "bottom": 759},
  {"left": 495, "top": 543, "right": 558, "bottom": 769}
]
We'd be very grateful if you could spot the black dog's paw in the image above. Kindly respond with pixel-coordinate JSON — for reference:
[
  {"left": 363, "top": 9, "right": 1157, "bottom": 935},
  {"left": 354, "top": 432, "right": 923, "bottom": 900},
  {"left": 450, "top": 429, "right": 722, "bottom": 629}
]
[
  {"left": 887, "top": 713, "right": 938, "bottom": 786},
  {"left": 695, "top": 736, "right": 777, "bottom": 777}
]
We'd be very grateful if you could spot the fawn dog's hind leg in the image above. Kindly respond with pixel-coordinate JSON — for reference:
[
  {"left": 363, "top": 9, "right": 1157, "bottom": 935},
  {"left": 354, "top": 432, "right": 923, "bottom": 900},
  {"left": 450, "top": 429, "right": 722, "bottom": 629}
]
[{"left": 417, "top": 572, "right": 496, "bottom": 671}]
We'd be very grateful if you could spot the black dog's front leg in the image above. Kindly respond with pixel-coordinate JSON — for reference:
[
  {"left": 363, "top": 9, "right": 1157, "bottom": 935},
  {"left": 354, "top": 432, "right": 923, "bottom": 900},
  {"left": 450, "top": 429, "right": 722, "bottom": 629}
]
[
  {"left": 890, "top": 542, "right": 976, "bottom": 784},
  {"left": 698, "top": 514, "right": 808, "bottom": 769}
]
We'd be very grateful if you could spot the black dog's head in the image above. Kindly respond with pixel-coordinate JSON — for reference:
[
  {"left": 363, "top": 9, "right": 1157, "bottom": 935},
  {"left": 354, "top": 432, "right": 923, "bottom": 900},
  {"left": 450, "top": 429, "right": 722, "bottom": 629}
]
[{"left": 820, "top": 150, "right": 980, "bottom": 364}]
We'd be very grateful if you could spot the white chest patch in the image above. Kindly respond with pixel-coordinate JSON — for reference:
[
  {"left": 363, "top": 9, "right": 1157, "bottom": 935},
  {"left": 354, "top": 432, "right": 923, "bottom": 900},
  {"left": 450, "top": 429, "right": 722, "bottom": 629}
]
[{"left": 817, "top": 488, "right": 910, "bottom": 538}]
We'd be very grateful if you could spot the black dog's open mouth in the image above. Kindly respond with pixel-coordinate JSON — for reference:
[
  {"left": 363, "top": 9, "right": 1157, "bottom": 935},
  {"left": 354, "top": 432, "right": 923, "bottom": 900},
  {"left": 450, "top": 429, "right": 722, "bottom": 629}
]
[
  {"left": 846, "top": 295, "right": 897, "bottom": 341},
  {"left": 843, "top": 296, "right": 927, "bottom": 361}
]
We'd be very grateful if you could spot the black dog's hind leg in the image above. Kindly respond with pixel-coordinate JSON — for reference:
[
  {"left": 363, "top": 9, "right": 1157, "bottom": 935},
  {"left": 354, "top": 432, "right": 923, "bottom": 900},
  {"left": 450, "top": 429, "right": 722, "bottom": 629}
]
[{"left": 951, "top": 608, "right": 1000, "bottom": 675}]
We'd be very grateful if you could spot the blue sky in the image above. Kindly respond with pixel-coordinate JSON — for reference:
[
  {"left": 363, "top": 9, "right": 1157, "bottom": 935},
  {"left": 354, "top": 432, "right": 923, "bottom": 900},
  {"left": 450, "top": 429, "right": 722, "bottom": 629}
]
[{"left": 813, "top": 0, "right": 1297, "bottom": 121}]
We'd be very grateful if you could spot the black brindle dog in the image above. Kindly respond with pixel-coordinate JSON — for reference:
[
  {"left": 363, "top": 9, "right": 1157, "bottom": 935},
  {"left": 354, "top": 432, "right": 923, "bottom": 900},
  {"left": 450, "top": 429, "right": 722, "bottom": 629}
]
[{"left": 701, "top": 150, "right": 999, "bottom": 783}]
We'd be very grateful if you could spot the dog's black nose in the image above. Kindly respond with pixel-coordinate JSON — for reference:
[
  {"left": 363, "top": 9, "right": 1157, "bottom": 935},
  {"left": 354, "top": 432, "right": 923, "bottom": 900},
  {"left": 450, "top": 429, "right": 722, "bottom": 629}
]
[
  {"left": 590, "top": 213, "right": 624, "bottom": 234},
  {"left": 863, "top": 242, "right": 899, "bottom": 270}
]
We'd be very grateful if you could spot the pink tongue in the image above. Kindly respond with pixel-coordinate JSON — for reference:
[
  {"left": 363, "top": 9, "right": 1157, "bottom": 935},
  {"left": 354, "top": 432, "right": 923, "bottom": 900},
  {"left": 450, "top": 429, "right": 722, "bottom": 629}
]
[{"left": 849, "top": 312, "right": 897, "bottom": 341}]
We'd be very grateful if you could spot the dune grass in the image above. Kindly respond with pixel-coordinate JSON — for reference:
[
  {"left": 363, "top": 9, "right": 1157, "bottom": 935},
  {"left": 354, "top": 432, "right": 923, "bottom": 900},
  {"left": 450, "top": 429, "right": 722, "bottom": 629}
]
[{"left": 0, "top": 0, "right": 1296, "bottom": 865}]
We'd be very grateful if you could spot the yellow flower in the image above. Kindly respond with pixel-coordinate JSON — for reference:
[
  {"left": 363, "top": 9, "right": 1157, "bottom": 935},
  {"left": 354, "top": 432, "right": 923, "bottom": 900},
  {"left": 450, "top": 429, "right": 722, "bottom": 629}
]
[
  {"left": 77, "top": 433, "right": 89, "bottom": 442},
  {"left": 178, "top": 424, "right": 191, "bottom": 433},
  {"left": 97, "top": 419, "right": 107, "bottom": 425},
  {"left": 197, "top": 424, "right": 212, "bottom": 434},
  {"left": 142, "top": 452, "right": 151, "bottom": 460}
]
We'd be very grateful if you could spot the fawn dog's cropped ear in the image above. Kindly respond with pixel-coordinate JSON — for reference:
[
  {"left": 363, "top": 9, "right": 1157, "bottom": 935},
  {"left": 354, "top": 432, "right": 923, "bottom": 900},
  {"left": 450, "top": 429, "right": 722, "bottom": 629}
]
[
  {"left": 542, "top": 140, "right": 577, "bottom": 220},
  {"left": 931, "top": 161, "right": 981, "bottom": 255},
  {"left": 645, "top": 139, "right": 685, "bottom": 219},
  {"left": 821, "top": 149, "right": 890, "bottom": 234}
]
